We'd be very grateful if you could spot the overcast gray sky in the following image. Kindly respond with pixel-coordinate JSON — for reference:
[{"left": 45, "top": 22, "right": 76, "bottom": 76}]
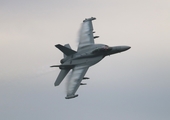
[{"left": 1, "top": 0, "right": 170, "bottom": 120}]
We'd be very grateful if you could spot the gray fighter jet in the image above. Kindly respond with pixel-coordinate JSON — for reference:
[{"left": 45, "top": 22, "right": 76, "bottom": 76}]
[{"left": 51, "top": 17, "right": 131, "bottom": 99}]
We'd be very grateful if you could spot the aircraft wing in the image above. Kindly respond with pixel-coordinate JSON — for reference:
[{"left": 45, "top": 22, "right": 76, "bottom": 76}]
[
  {"left": 65, "top": 65, "right": 89, "bottom": 99},
  {"left": 77, "top": 17, "right": 96, "bottom": 51}
]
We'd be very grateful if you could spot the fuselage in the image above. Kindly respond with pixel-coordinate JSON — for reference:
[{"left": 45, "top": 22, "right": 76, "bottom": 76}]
[
  {"left": 61, "top": 44, "right": 130, "bottom": 68},
  {"left": 53, "top": 17, "right": 131, "bottom": 99}
]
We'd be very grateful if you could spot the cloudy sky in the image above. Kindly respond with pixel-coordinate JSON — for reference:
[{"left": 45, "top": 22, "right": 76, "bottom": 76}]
[{"left": 1, "top": 0, "right": 170, "bottom": 120}]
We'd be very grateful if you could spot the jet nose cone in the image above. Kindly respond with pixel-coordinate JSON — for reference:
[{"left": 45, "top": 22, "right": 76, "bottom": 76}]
[
  {"left": 123, "top": 46, "right": 131, "bottom": 51},
  {"left": 124, "top": 46, "right": 131, "bottom": 50},
  {"left": 106, "top": 45, "right": 131, "bottom": 55}
]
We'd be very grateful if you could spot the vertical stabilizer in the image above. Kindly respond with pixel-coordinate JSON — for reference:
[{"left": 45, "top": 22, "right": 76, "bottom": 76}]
[
  {"left": 64, "top": 44, "right": 71, "bottom": 49},
  {"left": 55, "top": 44, "right": 76, "bottom": 58},
  {"left": 64, "top": 44, "right": 71, "bottom": 58}
]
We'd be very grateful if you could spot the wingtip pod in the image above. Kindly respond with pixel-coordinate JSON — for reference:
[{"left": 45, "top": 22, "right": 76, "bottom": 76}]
[
  {"left": 83, "top": 17, "right": 96, "bottom": 22},
  {"left": 65, "top": 94, "right": 78, "bottom": 99}
]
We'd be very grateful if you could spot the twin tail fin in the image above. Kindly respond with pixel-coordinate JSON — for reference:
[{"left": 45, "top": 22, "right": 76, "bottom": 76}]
[{"left": 55, "top": 44, "right": 76, "bottom": 58}]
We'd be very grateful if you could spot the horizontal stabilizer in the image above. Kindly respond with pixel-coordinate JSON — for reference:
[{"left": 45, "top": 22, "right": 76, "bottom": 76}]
[
  {"left": 50, "top": 65, "right": 60, "bottom": 67},
  {"left": 65, "top": 94, "right": 78, "bottom": 99},
  {"left": 50, "top": 64, "right": 75, "bottom": 69},
  {"left": 64, "top": 44, "right": 72, "bottom": 58},
  {"left": 54, "top": 69, "right": 70, "bottom": 86},
  {"left": 55, "top": 44, "right": 77, "bottom": 56}
]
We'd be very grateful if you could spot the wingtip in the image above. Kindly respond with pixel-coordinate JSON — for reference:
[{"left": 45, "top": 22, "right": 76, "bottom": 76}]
[
  {"left": 65, "top": 94, "right": 78, "bottom": 99},
  {"left": 83, "top": 17, "right": 96, "bottom": 22}
]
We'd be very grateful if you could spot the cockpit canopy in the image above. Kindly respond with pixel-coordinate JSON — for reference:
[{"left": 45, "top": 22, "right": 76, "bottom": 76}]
[{"left": 92, "top": 45, "right": 112, "bottom": 54}]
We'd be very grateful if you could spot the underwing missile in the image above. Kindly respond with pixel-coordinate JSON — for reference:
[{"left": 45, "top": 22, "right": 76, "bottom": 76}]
[
  {"left": 83, "top": 77, "right": 89, "bottom": 79},
  {"left": 80, "top": 83, "right": 87, "bottom": 85}
]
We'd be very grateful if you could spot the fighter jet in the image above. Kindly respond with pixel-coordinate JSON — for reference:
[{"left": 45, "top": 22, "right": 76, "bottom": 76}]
[{"left": 51, "top": 17, "right": 131, "bottom": 99}]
